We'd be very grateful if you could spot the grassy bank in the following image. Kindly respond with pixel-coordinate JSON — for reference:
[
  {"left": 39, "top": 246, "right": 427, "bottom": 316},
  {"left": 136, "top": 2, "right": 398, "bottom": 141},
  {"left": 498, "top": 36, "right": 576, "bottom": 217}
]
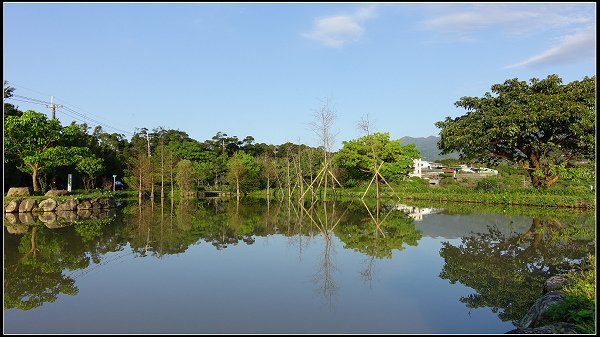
[
  {"left": 248, "top": 179, "right": 595, "bottom": 209},
  {"left": 540, "top": 255, "right": 596, "bottom": 333}
]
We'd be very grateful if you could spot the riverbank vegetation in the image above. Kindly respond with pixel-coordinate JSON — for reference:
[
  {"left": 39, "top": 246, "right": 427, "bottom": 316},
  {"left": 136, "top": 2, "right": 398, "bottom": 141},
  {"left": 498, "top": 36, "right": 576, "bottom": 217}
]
[
  {"left": 539, "top": 255, "right": 596, "bottom": 333},
  {"left": 5, "top": 75, "right": 595, "bottom": 209}
]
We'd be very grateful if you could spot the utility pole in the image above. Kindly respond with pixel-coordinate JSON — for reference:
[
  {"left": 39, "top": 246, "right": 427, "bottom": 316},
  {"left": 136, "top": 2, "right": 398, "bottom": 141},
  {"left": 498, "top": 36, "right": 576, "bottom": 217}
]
[
  {"left": 146, "top": 132, "right": 152, "bottom": 157},
  {"left": 47, "top": 96, "right": 63, "bottom": 120}
]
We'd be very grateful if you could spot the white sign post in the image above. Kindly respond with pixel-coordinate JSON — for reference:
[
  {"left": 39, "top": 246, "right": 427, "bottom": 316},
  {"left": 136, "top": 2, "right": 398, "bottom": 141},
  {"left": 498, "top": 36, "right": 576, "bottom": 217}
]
[
  {"left": 113, "top": 175, "right": 117, "bottom": 192},
  {"left": 67, "top": 174, "right": 72, "bottom": 192}
]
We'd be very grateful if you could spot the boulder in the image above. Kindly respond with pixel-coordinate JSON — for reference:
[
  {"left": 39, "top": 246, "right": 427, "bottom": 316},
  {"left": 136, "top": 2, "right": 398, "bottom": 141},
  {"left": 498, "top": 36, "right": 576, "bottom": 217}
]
[
  {"left": 5, "top": 224, "right": 29, "bottom": 234},
  {"left": 38, "top": 198, "right": 58, "bottom": 212},
  {"left": 45, "top": 189, "right": 69, "bottom": 197},
  {"left": 99, "top": 197, "right": 116, "bottom": 209},
  {"left": 56, "top": 210, "right": 78, "bottom": 222},
  {"left": 39, "top": 212, "right": 58, "bottom": 224},
  {"left": 6, "top": 187, "right": 32, "bottom": 197},
  {"left": 506, "top": 322, "right": 579, "bottom": 334},
  {"left": 516, "top": 291, "right": 565, "bottom": 329},
  {"left": 77, "top": 199, "right": 93, "bottom": 210},
  {"left": 4, "top": 213, "right": 20, "bottom": 225},
  {"left": 18, "top": 199, "right": 38, "bottom": 213},
  {"left": 90, "top": 198, "right": 102, "bottom": 209},
  {"left": 18, "top": 212, "right": 36, "bottom": 225},
  {"left": 56, "top": 199, "right": 78, "bottom": 211},
  {"left": 77, "top": 209, "right": 92, "bottom": 218},
  {"left": 544, "top": 275, "right": 567, "bottom": 293},
  {"left": 5, "top": 199, "right": 22, "bottom": 213}
]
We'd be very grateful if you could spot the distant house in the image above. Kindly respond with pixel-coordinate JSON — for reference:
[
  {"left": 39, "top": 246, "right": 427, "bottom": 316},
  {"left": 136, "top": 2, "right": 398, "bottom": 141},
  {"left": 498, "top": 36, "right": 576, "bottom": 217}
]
[
  {"left": 459, "top": 164, "right": 474, "bottom": 173},
  {"left": 410, "top": 158, "right": 431, "bottom": 178},
  {"left": 474, "top": 167, "right": 498, "bottom": 175}
]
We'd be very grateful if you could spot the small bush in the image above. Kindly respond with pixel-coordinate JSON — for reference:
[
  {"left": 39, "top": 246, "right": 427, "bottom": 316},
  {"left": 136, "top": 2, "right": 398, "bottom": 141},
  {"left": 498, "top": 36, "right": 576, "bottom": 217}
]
[{"left": 475, "top": 178, "right": 503, "bottom": 191}]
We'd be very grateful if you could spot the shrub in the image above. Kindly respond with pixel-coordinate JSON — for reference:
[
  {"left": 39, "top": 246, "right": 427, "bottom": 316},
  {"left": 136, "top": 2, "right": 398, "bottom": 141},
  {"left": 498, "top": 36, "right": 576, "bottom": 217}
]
[{"left": 475, "top": 178, "right": 503, "bottom": 191}]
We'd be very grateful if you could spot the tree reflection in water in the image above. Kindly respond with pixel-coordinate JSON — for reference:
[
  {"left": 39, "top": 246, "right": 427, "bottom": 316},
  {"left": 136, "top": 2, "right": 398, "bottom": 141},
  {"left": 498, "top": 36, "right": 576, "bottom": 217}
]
[
  {"left": 334, "top": 199, "right": 422, "bottom": 287},
  {"left": 439, "top": 216, "right": 595, "bottom": 322},
  {"left": 4, "top": 213, "right": 124, "bottom": 311},
  {"left": 300, "top": 201, "right": 347, "bottom": 308}
]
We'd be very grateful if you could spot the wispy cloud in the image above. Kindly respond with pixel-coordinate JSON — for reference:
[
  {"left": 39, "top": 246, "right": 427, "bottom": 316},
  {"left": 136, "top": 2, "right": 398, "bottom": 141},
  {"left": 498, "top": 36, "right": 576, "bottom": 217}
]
[
  {"left": 303, "top": 6, "right": 377, "bottom": 47},
  {"left": 505, "top": 27, "right": 596, "bottom": 68},
  {"left": 421, "top": 4, "right": 592, "bottom": 39}
]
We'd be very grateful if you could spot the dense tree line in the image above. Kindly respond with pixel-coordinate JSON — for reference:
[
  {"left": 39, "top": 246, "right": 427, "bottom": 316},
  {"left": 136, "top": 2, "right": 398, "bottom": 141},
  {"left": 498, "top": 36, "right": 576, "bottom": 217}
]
[{"left": 4, "top": 74, "right": 595, "bottom": 195}]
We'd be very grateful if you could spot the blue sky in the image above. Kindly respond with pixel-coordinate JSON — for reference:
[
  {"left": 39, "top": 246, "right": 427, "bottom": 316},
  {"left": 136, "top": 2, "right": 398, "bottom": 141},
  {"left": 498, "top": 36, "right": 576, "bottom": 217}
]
[{"left": 4, "top": 2, "right": 596, "bottom": 150}]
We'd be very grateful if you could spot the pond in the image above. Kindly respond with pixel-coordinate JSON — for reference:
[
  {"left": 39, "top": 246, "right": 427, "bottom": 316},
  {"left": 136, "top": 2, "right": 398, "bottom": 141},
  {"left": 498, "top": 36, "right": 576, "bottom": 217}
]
[{"left": 4, "top": 198, "right": 595, "bottom": 334}]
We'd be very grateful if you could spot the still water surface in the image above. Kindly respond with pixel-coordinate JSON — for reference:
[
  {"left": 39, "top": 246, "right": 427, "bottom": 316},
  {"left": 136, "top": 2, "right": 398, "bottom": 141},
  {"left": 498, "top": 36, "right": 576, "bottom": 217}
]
[{"left": 4, "top": 198, "right": 595, "bottom": 333}]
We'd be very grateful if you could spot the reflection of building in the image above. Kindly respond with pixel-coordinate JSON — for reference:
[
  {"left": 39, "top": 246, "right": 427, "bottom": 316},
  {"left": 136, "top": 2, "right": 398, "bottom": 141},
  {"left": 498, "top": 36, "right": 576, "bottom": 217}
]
[{"left": 390, "top": 204, "right": 442, "bottom": 221}]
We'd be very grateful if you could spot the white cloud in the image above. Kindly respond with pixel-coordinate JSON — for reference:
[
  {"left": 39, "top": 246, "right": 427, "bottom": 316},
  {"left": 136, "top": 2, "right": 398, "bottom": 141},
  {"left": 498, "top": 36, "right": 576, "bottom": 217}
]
[
  {"left": 422, "top": 4, "right": 592, "bottom": 39},
  {"left": 505, "top": 27, "right": 596, "bottom": 68},
  {"left": 303, "top": 6, "right": 377, "bottom": 47}
]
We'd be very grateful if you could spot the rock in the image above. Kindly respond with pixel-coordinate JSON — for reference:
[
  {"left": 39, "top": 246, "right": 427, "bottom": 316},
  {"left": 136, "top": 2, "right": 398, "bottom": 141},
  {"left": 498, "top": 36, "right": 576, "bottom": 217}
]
[
  {"left": 516, "top": 291, "right": 565, "bottom": 329},
  {"left": 6, "top": 187, "right": 32, "bottom": 197},
  {"left": 99, "top": 197, "right": 116, "bottom": 209},
  {"left": 56, "top": 210, "right": 77, "bottom": 222},
  {"left": 90, "top": 198, "right": 102, "bottom": 209},
  {"left": 544, "top": 275, "right": 568, "bottom": 293},
  {"left": 5, "top": 224, "right": 29, "bottom": 234},
  {"left": 45, "top": 189, "right": 69, "bottom": 197},
  {"left": 38, "top": 198, "right": 58, "bottom": 212},
  {"left": 18, "top": 199, "right": 38, "bottom": 213},
  {"left": 39, "top": 212, "right": 58, "bottom": 224},
  {"left": 77, "top": 199, "right": 93, "bottom": 210},
  {"left": 5, "top": 199, "right": 22, "bottom": 213},
  {"left": 506, "top": 322, "right": 579, "bottom": 334},
  {"left": 18, "top": 212, "right": 36, "bottom": 225},
  {"left": 77, "top": 209, "right": 92, "bottom": 218},
  {"left": 4, "top": 213, "right": 20, "bottom": 225},
  {"left": 56, "top": 199, "right": 78, "bottom": 211}
]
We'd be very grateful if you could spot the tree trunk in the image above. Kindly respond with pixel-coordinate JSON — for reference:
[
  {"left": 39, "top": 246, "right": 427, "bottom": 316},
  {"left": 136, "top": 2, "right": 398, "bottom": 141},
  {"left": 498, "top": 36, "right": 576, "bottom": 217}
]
[
  {"left": 266, "top": 177, "right": 270, "bottom": 201},
  {"left": 545, "top": 175, "right": 560, "bottom": 188},
  {"left": 138, "top": 170, "right": 143, "bottom": 205},
  {"left": 32, "top": 166, "right": 40, "bottom": 192},
  {"left": 530, "top": 174, "right": 542, "bottom": 188}
]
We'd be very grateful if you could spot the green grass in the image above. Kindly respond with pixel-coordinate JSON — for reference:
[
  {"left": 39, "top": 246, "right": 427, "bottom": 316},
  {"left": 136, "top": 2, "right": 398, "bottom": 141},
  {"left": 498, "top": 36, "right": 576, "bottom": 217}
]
[
  {"left": 541, "top": 255, "right": 596, "bottom": 333},
  {"left": 3, "top": 189, "right": 131, "bottom": 207}
]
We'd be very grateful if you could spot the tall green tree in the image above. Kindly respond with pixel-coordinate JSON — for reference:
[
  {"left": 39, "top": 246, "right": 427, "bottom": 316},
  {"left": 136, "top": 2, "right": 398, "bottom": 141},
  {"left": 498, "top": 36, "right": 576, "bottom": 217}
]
[
  {"left": 176, "top": 159, "right": 195, "bottom": 198},
  {"left": 335, "top": 132, "right": 420, "bottom": 184},
  {"left": 436, "top": 75, "right": 596, "bottom": 188},
  {"left": 226, "top": 151, "right": 260, "bottom": 195},
  {"left": 75, "top": 156, "right": 105, "bottom": 190},
  {"left": 4, "top": 110, "right": 99, "bottom": 192}
]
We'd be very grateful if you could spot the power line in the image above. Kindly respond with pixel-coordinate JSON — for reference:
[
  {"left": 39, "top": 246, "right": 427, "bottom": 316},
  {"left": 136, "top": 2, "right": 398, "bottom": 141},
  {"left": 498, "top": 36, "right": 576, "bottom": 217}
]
[
  {"left": 6, "top": 97, "right": 47, "bottom": 106},
  {"left": 6, "top": 92, "right": 134, "bottom": 137},
  {"left": 12, "top": 94, "right": 50, "bottom": 104}
]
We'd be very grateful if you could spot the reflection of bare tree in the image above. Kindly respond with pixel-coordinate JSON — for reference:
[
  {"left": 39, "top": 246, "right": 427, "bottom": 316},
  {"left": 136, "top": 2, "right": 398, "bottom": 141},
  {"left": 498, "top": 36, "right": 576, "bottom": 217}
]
[
  {"left": 283, "top": 201, "right": 314, "bottom": 263},
  {"left": 360, "top": 255, "right": 377, "bottom": 287},
  {"left": 314, "top": 237, "right": 337, "bottom": 308},
  {"left": 301, "top": 201, "right": 349, "bottom": 308},
  {"left": 359, "top": 199, "right": 388, "bottom": 287}
]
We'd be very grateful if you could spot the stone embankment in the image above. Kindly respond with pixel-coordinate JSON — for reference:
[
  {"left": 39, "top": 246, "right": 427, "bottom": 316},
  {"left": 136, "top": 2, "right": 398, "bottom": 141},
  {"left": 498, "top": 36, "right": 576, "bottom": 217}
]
[{"left": 4, "top": 188, "right": 119, "bottom": 230}]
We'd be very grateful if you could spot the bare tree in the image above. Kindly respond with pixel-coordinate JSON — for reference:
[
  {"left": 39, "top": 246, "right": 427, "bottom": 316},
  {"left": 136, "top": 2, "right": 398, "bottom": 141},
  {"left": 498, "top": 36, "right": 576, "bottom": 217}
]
[{"left": 304, "top": 98, "right": 342, "bottom": 202}]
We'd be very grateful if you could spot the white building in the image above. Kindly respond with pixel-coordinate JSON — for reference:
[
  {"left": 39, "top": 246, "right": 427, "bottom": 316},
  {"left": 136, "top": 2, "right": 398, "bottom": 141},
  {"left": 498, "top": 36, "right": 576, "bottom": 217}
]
[{"left": 410, "top": 158, "right": 431, "bottom": 178}]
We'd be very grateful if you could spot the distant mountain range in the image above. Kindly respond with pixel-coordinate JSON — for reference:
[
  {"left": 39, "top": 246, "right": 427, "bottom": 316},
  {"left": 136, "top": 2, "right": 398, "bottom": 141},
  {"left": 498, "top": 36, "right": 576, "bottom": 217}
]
[{"left": 400, "top": 136, "right": 459, "bottom": 161}]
